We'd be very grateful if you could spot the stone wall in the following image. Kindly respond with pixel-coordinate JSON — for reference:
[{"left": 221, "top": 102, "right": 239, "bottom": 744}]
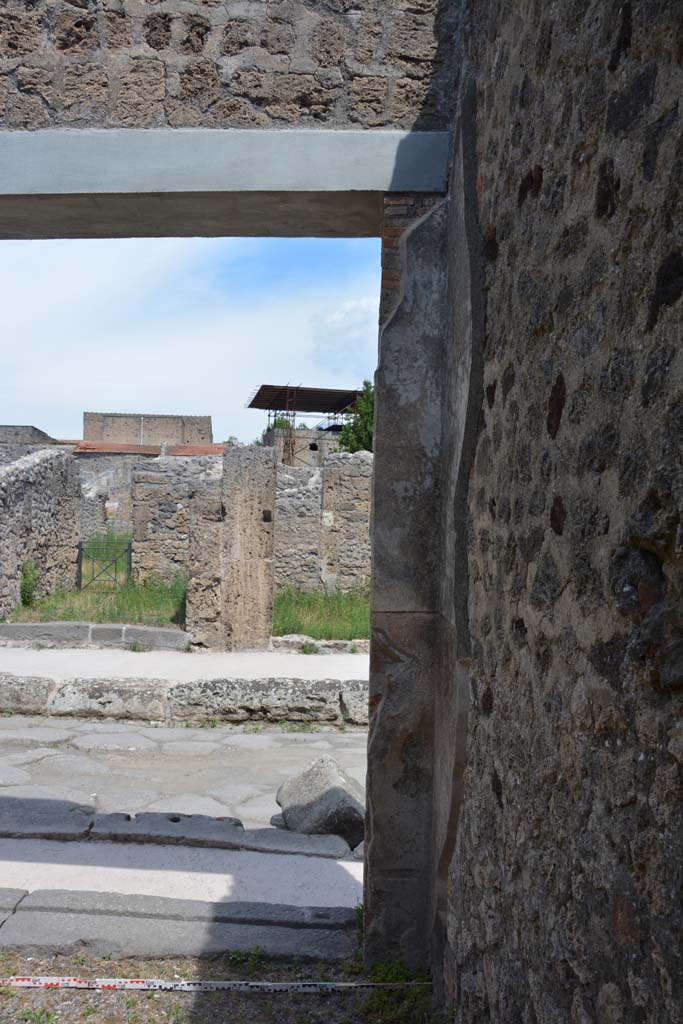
[
  {"left": 444, "top": 4, "right": 683, "bottom": 1020},
  {"left": 0, "top": 449, "right": 80, "bottom": 620},
  {"left": 132, "top": 456, "right": 223, "bottom": 581},
  {"left": 274, "top": 464, "right": 322, "bottom": 591},
  {"left": 0, "top": 443, "right": 50, "bottom": 468},
  {"left": 220, "top": 445, "right": 276, "bottom": 650},
  {"left": 320, "top": 452, "right": 373, "bottom": 591},
  {"left": 84, "top": 412, "right": 212, "bottom": 445},
  {"left": 274, "top": 453, "right": 372, "bottom": 593},
  {"left": 77, "top": 453, "right": 147, "bottom": 539},
  {"left": 0, "top": 425, "right": 53, "bottom": 444},
  {"left": 265, "top": 427, "right": 341, "bottom": 469},
  {"left": 0, "top": 0, "right": 455, "bottom": 131}
]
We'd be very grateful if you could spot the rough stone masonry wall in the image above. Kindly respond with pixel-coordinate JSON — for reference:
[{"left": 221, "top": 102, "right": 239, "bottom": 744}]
[
  {"left": 0, "top": 449, "right": 80, "bottom": 619},
  {"left": 274, "top": 464, "right": 322, "bottom": 591},
  {"left": 320, "top": 451, "right": 372, "bottom": 591},
  {"left": 132, "top": 456, "right": 222, "bottom": 581},
  {"left": 443, "top": 3, "right": 683, "bottom": 1021},
  {"left": 274, "top": 453, "right": 372, "bottom": 593},
  {"left": 0, "top": 0, "right": 454, "bottom": 131},
  {"left": 77, "top": 453, "right": 146, "bottom": 539}
]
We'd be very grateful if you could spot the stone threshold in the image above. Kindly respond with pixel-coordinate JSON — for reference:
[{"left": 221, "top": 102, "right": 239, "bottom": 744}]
[
  {"left": 0, "top": 672, "right": 368, "bottom": 726},
  {"left": 0, "top": 621, "right": 190, "bottom": 652},
  {"left": 0, "top": 888, "right": 356, "bottom": 961},
  {"left": 0, "top": 808, "right": 352, "bottom": 859}
]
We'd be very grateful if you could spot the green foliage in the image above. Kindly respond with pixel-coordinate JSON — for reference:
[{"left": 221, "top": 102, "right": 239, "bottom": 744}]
[
  {"left": 273, "top": 587, "right": 370, "bottom": 640},
  {"left": 20, "top": 1010, "right": 57, "bottom": 1024},
  {"left": 12, "top": 576, "right": 188, "bottom": 629},
  {"left": 339, "top": 380, "right": 374, "bottom": 453},
  {"left": 20, "top": 560, "right": 38, "bottom": 608},
  {"left": 361, "top": 963, "right": 432, "bottom": 1024}
]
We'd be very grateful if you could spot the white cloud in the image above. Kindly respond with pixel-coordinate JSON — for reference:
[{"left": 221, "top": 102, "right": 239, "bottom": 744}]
[{"left": 0, "top": 238, "right": 380, "bottom": 442}]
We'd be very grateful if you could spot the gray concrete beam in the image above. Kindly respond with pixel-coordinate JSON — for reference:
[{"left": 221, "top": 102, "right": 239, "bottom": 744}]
[{"left": 0, "top": 129, "right": 449, "bottom": 239}]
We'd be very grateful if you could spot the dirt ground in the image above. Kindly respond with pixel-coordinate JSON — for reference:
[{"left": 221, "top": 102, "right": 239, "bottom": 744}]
[{"left": 0, "top": 950, "right": 437, "bottom": 1024}]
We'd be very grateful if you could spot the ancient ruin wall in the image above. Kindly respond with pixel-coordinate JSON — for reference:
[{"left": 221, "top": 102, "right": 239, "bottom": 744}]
[
  {"left": 274, "top": 464, "right": 322, "bottom": 591},
  {"left": 77, "top": 453, "right": 145, "bottom": 539},
  {"left": 320, "top": 451, "right": 372, "bottom": 591},
  {"left": 0, "top": 0, "right": 453, "bottom": 131},
  {"left": 132, "top": 456, "right": 223, "bottom": 581},
  {"left": 84, "top": 412, "right": 212, "bottom": 445},
  {"left": 444, "top": 3, "right": 683, "bottom": 1019},
  {"left": 266, "top": 427, "right": 341, "bottom": 469},
  {"left": 0, "top": 449, "right": 80, "bottom": 619},
  {"left": 274, "top": 454, "right": 372, "bottom": 592}
]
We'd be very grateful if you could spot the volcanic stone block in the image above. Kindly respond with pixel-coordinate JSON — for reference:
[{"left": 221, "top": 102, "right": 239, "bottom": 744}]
[{"left": 277, "top": 756, "right": 365, "bottom": 848}]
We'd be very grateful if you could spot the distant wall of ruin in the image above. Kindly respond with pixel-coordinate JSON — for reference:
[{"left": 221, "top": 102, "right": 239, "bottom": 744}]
[
  {"left": 83, "top": 412, "right": 212, "bottom": 445},
  {"left": 0, "top": 449, "right": 80, "bottom": 619},
  {"left": 0, "top": 425, "right": 53, "bottom": 444},
  {"left": 0, "top": 1, "right": 453, "bottom": 132},
  {"left": 132, "top": 456, "right": 223, "bottom": 581},
  {"left": 265, "top": 427, "right": 341, "bottom": 470},
  {"left": 78, "top": 453, "right": 147, "bottom": 539},
  {"left": 275, "top": 452, "right": 372, "bottom": 593}
]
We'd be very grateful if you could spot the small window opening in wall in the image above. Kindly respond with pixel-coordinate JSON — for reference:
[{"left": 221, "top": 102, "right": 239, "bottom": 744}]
[
  {"left": 309, "top": 442, "right": 319, "bottom": 452},
  {"left": 262, "top": 509, "right": 272, "bottom": 523}
]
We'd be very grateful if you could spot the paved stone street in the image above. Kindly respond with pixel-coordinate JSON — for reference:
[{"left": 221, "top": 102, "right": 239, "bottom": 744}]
[{"left": 0, "top": 715, "right": 367, "bottom": 826}]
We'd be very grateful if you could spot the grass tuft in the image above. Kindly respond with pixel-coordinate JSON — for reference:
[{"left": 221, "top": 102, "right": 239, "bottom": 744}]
[{"left": 273, "top": 587, "right": 370, "bottom": 641}]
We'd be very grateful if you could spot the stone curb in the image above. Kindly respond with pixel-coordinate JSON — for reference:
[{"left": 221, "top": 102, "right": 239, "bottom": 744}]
[
  {"left": 271, "top": 635, "right": 370, "bottom": 655},
  {"left": 0, "top": 889, "right": 356, "bottom": 961},
  {"left": 0, "top": 807, "right": 352, "bottom": 859},
  {"left": 90, "top": 812, "right": 351, "bottom": 859},
  {"left": 0, "top": 622, "right": 190, "bottom": 652},
  {"left": 0, "top": 672, "right": 369, "bottom": 725}
]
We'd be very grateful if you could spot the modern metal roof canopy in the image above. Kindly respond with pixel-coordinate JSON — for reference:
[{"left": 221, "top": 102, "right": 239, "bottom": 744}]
[{"left": 248, "top": 385, "right": 362, "bottom": 415}]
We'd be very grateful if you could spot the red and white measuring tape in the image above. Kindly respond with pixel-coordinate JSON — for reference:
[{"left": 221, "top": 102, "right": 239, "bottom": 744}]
[{"left": 1, "top": 976, "right": 429, "bottom": 994}]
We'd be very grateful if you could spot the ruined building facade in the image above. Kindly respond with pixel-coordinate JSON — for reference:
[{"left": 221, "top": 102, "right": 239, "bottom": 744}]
[{"left": 1, "top": 0, "right": 681, "bottom": 1019}]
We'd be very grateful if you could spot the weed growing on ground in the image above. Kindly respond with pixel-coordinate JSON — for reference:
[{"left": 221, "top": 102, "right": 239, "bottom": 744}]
[
  {"left": 273, "top": 587, "right": 370, "bottom": 641},
  {"left": 11, "top": 575, "right": 188, "bottom": 628},
  {"left": 20, "top": 1009, "right": 57, "bottom": 1023},
  {"left": 20, "top": 559, "right": 38, "bottom": 608},
  {"left": 360, "top": 963, "right": 431, "bottom": 1024}
]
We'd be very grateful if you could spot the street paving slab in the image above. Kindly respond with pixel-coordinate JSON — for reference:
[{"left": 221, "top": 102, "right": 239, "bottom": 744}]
[{"left": 0, "top": 889, "right": 358, "bottom": 960}]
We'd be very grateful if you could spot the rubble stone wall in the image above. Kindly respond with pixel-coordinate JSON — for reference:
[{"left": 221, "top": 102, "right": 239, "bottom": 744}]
[
  {"left": 0, "top": 0, "right": 455, "bottom": 132},
  {"left": 274, "top": 453, "right": 372, "bottom": 593},
  {"left": 0, "top": 449, "right": 80, "bottom": 620},
  {"left": 443, "top": 3, "right": 683, "bottom": 1020},
  {"left": 0, "top": 443, "right": 51, "bottom": 467},
  {"left": 274, "top": 464, "right": 322, "bottom": 591},
  {"left": 265, "top": 428, "right": 341, "bottom": 469},
  {"left": 320, "top": 452, "right": 372, "bottom": 592},
  {"left": 77, "top": 453, "right": 148, "bottom": 539},
  {"left": 131, "top": 456, "right": 223, "bottom": 581}
]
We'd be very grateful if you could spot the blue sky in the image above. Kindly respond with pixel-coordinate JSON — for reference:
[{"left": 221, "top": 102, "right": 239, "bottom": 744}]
[{"left": 0, "top": 237, "right": 381, "bottom": 443}]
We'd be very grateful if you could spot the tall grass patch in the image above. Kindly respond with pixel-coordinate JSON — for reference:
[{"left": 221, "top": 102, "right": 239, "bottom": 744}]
[
  {"left": 273, "top": 587, "right": 370, "bottom": 640},
  {"left": 12, "top": 576, "right": 187, "bottom": 628}
]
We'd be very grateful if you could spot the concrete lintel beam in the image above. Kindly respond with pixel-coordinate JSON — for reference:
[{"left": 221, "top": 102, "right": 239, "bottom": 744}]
[{"left": 0, "top": 129, "right": 450, "bottom": 196}]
